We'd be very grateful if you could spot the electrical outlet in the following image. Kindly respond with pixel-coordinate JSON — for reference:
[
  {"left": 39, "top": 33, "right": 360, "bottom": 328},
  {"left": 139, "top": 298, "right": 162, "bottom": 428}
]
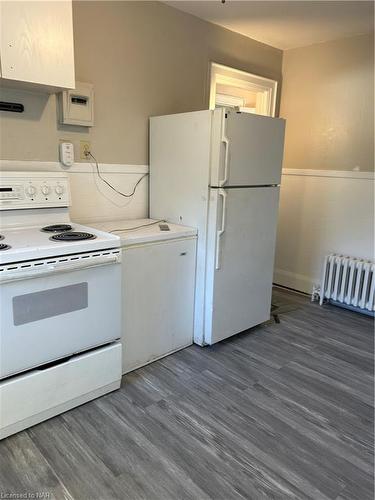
[{"left": 80, "top": 141, "right": 91, "bottom": 160}]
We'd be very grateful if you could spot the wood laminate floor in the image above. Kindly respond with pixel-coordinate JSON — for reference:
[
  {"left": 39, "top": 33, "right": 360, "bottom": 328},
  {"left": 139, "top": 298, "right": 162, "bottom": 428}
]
[{"left": 0, "top": 288, "right": 374, "bottom": 500}]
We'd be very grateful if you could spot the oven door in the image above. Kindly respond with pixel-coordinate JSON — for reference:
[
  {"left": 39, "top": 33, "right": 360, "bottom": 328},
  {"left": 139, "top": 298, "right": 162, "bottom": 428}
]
[{"left": 0, "top": 250, "right": 121, "bottom": 379}]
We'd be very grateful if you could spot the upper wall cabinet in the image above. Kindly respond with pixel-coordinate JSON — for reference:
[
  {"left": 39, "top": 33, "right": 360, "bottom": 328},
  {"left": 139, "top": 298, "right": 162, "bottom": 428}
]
[{"left": 0, "top": 0, "right": 75, "bottom": 92}]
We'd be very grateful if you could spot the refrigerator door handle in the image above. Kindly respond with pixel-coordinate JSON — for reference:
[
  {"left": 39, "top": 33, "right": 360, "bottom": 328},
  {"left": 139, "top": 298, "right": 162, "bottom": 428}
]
[
  {"left": 215, "top": 188, "right": 227, "bottom": 270},
  {"left": 219, "top": 114, "right": 229, "bottom": 187}
]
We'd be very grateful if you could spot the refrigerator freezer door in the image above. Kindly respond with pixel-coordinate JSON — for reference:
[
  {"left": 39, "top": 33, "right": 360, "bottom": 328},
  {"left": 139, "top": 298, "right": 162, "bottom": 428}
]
[
  {"left": 204, "top": 186, "right": 280, "bottom": 345},
  {"left": 211, "top": 110, "right": 285, "bottom": 187}
]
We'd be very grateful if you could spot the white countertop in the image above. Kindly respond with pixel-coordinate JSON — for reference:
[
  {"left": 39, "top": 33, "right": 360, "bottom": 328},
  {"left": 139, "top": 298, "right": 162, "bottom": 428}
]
[{"left": 84, "top": 219, "right": 197, "bottom": 246}]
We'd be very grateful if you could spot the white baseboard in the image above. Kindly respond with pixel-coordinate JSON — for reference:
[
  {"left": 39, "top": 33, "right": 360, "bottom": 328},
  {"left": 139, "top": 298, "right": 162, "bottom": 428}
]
[{"left": 273, "top": 268, "right": 316, "bottom": 294}]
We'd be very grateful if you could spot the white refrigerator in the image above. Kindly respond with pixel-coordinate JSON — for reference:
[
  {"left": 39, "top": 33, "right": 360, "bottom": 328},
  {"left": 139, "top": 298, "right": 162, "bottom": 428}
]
[{"left": 150, "top": 108, "right": 285, "bottom": 346}]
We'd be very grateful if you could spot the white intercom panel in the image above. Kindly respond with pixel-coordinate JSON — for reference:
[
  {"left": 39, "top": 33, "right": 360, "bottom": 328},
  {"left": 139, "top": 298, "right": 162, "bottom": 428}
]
[
  {"left": 59, "top": 142, "right": 74, "bottom": 167},
  {"left": 60, "top": 82, "right": 94, "bottom": 127}
]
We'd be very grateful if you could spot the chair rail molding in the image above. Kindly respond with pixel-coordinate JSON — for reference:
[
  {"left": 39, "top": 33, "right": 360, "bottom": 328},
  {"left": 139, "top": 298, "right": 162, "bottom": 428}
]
[{"left": 282, "top": 168, "right": 374, "bottom": 180}]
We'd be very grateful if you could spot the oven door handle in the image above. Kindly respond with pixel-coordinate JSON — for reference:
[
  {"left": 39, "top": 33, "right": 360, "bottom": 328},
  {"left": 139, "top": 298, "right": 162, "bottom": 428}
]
[{"left": 0, "top": 254, "right": 120, "bottom": 284}]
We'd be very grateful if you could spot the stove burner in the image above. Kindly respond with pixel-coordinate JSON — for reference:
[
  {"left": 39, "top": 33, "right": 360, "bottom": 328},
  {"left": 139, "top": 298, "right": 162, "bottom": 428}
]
[
  {"left": 0, "top": 243, "right": 11, "bottom": 251},
  {"left": 0, "top": 235, "right": 3, "bottom": 241},
  {"left": 42, "top": 224, "right": 73, "bottom": 233},
  {"left": 50, "top": 231, "right": 96, "bottom": 242}
]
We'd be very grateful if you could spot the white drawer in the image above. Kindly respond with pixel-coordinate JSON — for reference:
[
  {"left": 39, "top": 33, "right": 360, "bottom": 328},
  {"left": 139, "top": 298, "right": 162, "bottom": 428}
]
[{"left": 0, "top": 342, "right": 122, "bottom": 440}]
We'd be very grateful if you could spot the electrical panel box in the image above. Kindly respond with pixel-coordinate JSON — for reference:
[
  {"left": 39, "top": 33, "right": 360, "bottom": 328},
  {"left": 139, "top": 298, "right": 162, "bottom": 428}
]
[{"left": 59, "top": 82, "right": 94, "bottom": 127}]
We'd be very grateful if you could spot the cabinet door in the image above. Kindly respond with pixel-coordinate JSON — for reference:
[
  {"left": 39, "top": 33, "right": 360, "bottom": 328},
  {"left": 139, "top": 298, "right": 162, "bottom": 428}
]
[
  {"left": 122, "top": 238, "right": 196, "bottom": 374},
  {"left": 0, "top": 0, "right": 75, "bottom": 90}
]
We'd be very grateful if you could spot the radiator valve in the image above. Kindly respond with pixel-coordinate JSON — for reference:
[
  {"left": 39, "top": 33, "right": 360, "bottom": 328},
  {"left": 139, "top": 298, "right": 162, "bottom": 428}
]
[{"left": 311, "top": 284, "right": 320, "bottom": 302}]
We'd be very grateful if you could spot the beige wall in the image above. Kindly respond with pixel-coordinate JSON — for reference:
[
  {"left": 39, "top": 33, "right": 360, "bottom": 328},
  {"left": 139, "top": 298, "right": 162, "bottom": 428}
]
[
  {"left": 275, "top": 33, "right": 374, "bottom": 294},
  {"left": 0, "top": 1, "right": 282, "bottom": 164},
  {"left": 280, "top": 33, "right": 374, "bottom": 172}
]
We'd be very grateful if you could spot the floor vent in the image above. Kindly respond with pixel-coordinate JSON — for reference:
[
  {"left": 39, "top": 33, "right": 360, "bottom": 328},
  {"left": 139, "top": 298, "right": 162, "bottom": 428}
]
[{"left": 319, "top": 254, "right": 375, "bottom": 316}]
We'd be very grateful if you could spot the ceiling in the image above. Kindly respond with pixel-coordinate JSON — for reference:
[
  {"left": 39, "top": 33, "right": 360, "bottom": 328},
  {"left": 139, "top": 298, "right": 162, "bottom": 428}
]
[{"left": 165, "top": 1, "right": 374, "bottom": 50}]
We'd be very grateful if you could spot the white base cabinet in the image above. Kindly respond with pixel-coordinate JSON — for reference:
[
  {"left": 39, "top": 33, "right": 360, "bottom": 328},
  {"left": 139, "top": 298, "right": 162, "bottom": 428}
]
[
  {"left": 0, "top": 0, "right": 75, "bottom": 91},
  {"left": 122, "top": 237, "right": 196, "bottom": 374}
]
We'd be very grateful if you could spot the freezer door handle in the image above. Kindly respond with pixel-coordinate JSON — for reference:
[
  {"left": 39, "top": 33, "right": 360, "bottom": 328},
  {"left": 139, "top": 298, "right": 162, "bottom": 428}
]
[
  {"left": 215, "top": 188, "right": 227, "bottom": 270},
  {"left": 219, "top": 113, "right": 229, "bottom": 187}
]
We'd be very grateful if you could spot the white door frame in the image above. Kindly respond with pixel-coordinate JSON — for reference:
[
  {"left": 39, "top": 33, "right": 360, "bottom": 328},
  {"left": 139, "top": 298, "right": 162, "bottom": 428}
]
[{"left": 209, "top": 62, "right": 278, "bottom": 117}]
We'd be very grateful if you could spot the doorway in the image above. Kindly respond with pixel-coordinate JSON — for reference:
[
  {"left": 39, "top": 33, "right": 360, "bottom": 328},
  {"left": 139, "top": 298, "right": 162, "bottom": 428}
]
[{"left": 209, "top": 62, "right": 278, "bottom": 117}]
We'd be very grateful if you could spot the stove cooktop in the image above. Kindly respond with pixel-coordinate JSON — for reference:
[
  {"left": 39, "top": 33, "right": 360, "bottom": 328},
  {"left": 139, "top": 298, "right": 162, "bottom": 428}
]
[
  {"left": 50, "top": 231, "right": 96, "bottom": 242},
  {"left": 0, "top": 235, "right": 11, "bottom": 250},
  {"left": 0, "top": 223, "right": 120, "bottom": 265},
  {"left": 41, "top": 224, "right": 73, "bottom": 233}
]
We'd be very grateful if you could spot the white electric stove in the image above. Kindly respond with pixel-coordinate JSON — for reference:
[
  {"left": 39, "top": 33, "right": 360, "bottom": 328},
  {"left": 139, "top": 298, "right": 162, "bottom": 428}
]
[{"left": 0, "top": 171, "right": 122, "bottom": 440}]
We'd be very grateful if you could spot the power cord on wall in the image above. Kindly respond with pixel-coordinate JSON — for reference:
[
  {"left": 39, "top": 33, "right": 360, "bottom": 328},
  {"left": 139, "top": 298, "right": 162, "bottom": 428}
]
[
  {"left": 86, "top": 150, "right": 148, "bottom": 198},
  {"left": 110, "top": 219, "right": 166, "bottom": 233}
]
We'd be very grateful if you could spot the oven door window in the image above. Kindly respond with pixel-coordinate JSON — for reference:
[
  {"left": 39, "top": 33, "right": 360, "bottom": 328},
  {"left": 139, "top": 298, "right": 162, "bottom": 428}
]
[{"left": 13, "top": 282, "right": 88, "bottom": 326}]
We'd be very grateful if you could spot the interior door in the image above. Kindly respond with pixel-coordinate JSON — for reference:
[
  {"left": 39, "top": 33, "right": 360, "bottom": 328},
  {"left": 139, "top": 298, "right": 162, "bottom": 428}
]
[
  {"left": 204, "top": 186, "right": 280, "bottom": 345},
  {"left": 213, "top": 111, "right": 285, "bottom": 187}
]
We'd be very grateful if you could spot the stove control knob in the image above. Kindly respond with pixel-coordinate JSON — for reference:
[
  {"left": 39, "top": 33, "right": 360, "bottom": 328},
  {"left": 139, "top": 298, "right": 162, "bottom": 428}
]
[
  {"left": 26, "top": 185, "right": 36, "bottom": 197},
  {"left": 41, "top": 185, "right": 50, "bottom": 196},
  {"left": 55, "top": 185, "right": 64, "bottom": 195}
]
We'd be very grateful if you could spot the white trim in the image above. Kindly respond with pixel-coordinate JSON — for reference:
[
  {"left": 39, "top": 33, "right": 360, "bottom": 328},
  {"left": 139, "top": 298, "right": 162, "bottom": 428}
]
[
  {"left": 0, "top": 159, "right": 149, "bottom": 175},
  {"left": 209, "top": 62, "right": 277, "bottom": 117},
  {"left": 273, "top": 268, "right": 315, "bottom": 295},
  {"left": 215, "top": 93, "right": 245, "bottom": 108},
  {"left": 282, "top": 168, "right": 374, "bottom": 180},
  {"left": 212, "top": 63, "right": 277, "bottom": 86}
]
